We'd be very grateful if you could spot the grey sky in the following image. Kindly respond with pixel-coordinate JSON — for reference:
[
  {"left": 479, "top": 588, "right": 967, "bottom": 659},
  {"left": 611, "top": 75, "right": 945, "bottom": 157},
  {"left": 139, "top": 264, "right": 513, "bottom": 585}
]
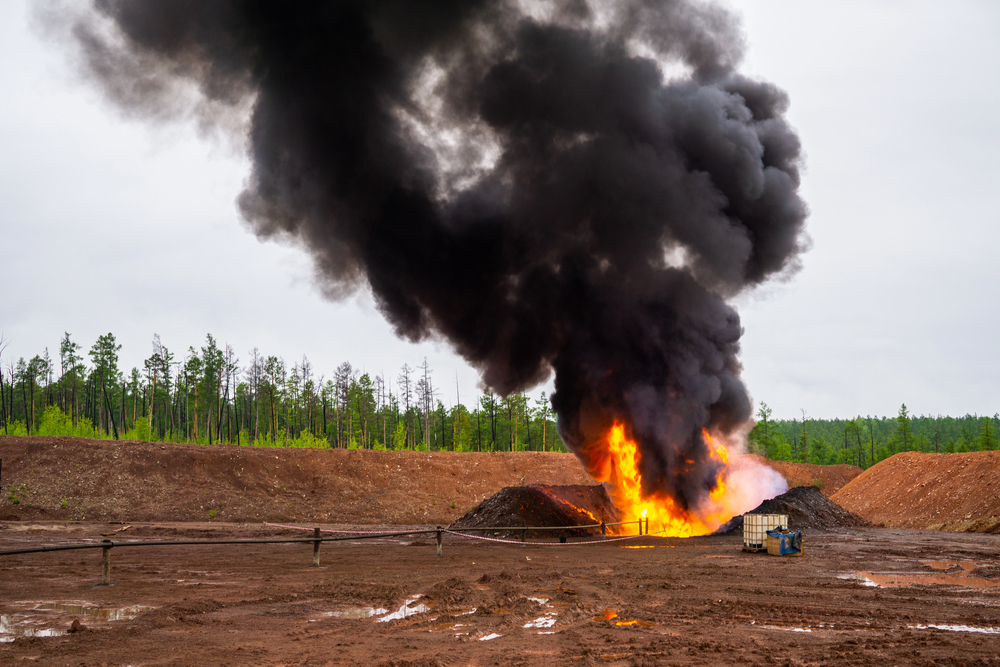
[{"left": 2, "top": 1, "right": 998, "bottom": 420}]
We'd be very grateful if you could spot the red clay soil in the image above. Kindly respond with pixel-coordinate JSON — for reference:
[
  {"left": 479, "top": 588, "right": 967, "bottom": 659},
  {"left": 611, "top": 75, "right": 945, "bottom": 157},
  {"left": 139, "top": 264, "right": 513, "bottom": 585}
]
[
  {"left": 1, "top": 436, "right": 859, "bottom": 525},
  {"left": 3, "top": 524, "right": 1000, "bottom": 666},
  {"left": 831, "top": 451, "right": 1000, "bottom": 532},
  {"left": 0, "top": 436, "right": 593, "bottom": 525}
]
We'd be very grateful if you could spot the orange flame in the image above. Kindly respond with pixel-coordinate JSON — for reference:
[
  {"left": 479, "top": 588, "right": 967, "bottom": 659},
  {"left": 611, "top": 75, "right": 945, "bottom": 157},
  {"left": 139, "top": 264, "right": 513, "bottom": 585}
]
[
  {"left": 591, "top": 422, "right": 735, "bottom": 537},
  {"left": 541, "top": 491, "right": 601, "bottom": 524}
]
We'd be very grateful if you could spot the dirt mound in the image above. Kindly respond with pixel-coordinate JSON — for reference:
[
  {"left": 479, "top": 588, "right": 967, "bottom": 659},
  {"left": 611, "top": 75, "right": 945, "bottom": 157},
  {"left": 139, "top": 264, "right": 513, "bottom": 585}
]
[
  {"left": 0, "top": 435, "right": 865, "bottom": 527},
  {"left": 714, "top": 485, "right": 869, "bottom": 534},
  {"left": 449, "top": 484, "right": 619, "bottom": 538},
  {"left": 0, "top": 435, "right": 593, "bottom": 525},
  {"left": 743, "top": 455, "right": 862, "bottom": 496},
  {"left": 831, "top": 451, "right": 1000, "bottom": 532}
]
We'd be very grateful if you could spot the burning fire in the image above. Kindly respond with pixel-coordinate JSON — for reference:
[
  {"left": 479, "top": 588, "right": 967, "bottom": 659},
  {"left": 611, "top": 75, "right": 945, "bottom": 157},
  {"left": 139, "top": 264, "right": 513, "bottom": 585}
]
[{"left": 592, "top": 422, "right": 736, "bottom": 537}]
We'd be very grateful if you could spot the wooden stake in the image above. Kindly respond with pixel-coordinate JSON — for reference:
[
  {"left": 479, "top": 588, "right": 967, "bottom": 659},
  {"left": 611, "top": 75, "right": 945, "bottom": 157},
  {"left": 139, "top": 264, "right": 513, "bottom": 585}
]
[
  {"left": 436, "top": 527, "right": 443, "bottom": 556},
  {"left": 101, "top": 540, "right": 112, "bottom": 585},
  {"left": 311, "top": 527, "right": 321, "bottom": 567}
]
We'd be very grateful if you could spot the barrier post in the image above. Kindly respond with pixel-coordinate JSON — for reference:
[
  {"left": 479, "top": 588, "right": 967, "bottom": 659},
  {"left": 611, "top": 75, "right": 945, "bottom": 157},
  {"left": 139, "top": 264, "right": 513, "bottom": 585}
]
[
  {"left": 645, "top": 517, "right": 649, "bottom": 535},
  {"left": 638, "top": 519, "right": 643, "bottom": 536},
  {"left": 101, "top": 540, "right": 112, "bottom": 585},
  {"left": 436, "top": 527, "right": 443, "bottom": 556},
  {"left": 311, "top": 527, "right": 321, "bottom": 567},
  {"left": 520, "top": 528, "right": 526, "bottom": 543},
  {"left": 601, "top": 522, "right": 606, "bottom": 539}
]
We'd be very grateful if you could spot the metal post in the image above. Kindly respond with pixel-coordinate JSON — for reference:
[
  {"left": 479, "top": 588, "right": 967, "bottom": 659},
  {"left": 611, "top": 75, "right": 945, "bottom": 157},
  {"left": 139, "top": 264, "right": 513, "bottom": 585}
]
[
  {"left": 520, "top": 528, "right": 526, "bottom": 543},
  {"left": 638, "top": 519, "right": 642, "bottom": 536},
  {"left": 645, "top": 517, "right": 649, "bottom": 535},
  {"left": 311, "top": 527, "right": 321, "bottom": 567},
  {"left": 101, "top": 540, "right": 112, "bottom": 585},
  {"left": 436, "top": 527, "right": 443, "bottom": 556},
  {"left": 601, "top": 521, "right": 606, "bottom": 539}
]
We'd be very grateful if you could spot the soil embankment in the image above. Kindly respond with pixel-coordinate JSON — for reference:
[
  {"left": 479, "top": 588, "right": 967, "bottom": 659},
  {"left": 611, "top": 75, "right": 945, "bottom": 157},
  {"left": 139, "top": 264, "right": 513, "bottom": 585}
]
[
  {"left": 0, "top": 436, "right": 593, "bottom": 524},
  {"left": 1, "top": 435, "right": 860, "bottom": 525},
  {"left": 831, "top": 451, "right": 1000, "bottom": 532}
]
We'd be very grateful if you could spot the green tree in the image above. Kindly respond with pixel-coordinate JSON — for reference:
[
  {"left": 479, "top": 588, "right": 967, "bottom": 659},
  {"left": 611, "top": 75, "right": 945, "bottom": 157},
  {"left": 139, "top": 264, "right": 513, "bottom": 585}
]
[
  {"left": 89, "top": 333, "right": 122, "bottom": 438},
  {"left": 892, "top": 403, "right": 914, "bottom": 453},
  {"left": 750, "top": 402, "right": 773, "bottom": 457},
  {"left": 535, "top": 391, "right": 552, "bottom": 452},
  {"left": 978, "top": 418, "right": 999, "bottom": 451},
  {"left": 200, "top": 334, "right": 224, "bottom": 444},
  {"left": 845, "top": 419, "right": 864, "bottom": 467}
]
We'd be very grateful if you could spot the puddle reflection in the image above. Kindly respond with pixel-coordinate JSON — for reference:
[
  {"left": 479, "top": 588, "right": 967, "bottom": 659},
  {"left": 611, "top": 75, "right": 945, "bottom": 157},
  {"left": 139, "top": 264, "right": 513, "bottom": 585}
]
[
  {"left": 846, "top": 568, "right": 1000, "bottom": 590},
  {"left": 0, "top": 602, "right": 153, "bottom": 642},
  {"left": 910, "top": 624, "right": 1000, "bottom": 634}
]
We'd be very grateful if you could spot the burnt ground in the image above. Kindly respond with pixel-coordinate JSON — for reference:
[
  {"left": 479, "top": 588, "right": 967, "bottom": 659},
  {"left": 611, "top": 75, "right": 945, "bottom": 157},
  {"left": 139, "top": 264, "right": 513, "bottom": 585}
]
[{"left": 2, "top": 522, "right": 1000, "bottom": 666}]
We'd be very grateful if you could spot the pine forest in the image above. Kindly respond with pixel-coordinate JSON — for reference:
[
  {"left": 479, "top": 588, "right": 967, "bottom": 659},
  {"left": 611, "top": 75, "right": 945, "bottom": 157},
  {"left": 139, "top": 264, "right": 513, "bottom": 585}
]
[{"left": 1, "top": 333, "right": 997, "bottom": 467}]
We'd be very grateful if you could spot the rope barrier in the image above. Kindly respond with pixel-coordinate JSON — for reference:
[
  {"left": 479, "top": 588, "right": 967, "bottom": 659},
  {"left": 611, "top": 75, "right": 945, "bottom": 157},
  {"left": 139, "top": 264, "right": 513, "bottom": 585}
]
[
  {"left": 442, "top": 529, "right": 646, "bottom": 546},
  {"left": 0, "top": 519, "right": 680, "bottom": 584},
  {"left": 264, "top": 522, "right": 395, "bottom": 535},
  {"left": 265, "top": 521, "right": 671, "bottom": 546}
]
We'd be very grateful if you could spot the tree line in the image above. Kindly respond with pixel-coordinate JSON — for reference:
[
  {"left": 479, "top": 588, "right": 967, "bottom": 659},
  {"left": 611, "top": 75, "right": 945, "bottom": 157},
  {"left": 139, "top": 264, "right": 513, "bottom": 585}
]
[
  {"left": 749, "top": 402, "right": 1000, "bottom": 468},
  {"left": 4, "top": 332, "right": 997, "bottom": 466},
  {"left": 0, "top": 332, "right": 563, "bottom": 453}
]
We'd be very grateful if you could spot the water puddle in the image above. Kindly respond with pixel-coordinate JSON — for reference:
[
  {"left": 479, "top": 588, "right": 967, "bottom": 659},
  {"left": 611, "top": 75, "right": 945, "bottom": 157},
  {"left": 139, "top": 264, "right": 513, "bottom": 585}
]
[
  {"left": 376, "top": 595, "right": 432, "bottom": 623},
  {"left": 524, "top": 613, "right": 558, "bottom": 629},
  {"left": 594, "top": 608, "right": 619, "bottom": 621},
  {"left": 755, "top": 623, "right": 812, "bottom": 633},
  {"left": 845, "top": 566, "right": 1000, "bottom": 589},
  {"left": 322, "top": 606, "right": 388, "bottom": 619},
  {"left": 1, "top": 602, "right": 153, "bottom": 642},
  {"left": 620, "top": 545, "right": 675, "bottom": 549},
  {"left": 909, "top": 624, "right": 1000, "bottom": 634},
  {"left": 922, "top": 560, "right": 977, "bottom": 571}
]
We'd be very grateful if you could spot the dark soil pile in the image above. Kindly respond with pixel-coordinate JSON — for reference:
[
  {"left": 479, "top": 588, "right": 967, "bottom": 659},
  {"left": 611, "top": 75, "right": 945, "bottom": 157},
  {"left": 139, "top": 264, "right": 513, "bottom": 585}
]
[
  {"left": 449, "top": 484, "right": 619, "bottom": 538},
  {"left": 714, "top": 485, "right": 869, "bottom": 534},
  {"left": 831, "top": 451, "right": 1000, "bottom": 532}
]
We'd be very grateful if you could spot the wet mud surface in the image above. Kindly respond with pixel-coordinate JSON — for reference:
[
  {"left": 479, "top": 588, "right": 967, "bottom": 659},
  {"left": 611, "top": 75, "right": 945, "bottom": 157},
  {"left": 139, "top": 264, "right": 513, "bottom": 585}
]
[{"left": 2, "top": 522, "right": 1000, "bottom": 666}]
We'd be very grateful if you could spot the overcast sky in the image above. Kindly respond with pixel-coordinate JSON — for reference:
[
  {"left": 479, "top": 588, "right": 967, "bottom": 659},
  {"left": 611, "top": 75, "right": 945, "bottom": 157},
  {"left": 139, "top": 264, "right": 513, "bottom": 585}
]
[{"left": 2, "top": 1, "right": 999, "bottom": 421}]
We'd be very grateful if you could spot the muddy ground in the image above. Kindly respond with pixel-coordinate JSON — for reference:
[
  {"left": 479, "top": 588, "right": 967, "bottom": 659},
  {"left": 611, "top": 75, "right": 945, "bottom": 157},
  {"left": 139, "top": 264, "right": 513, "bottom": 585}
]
[{"left": 2, "top": 522, "right": 1000, "bottom": 666}]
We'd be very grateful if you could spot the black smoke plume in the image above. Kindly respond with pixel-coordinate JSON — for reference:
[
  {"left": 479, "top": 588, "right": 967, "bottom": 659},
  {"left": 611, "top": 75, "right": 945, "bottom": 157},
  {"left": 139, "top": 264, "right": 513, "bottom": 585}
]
[{"left": 47, "top": 0, "right": 807, "bottom": 511}]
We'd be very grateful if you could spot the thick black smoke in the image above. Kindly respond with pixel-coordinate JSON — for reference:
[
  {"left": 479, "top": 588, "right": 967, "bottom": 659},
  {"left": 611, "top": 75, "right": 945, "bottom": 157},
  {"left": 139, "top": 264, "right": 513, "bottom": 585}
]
[{"left": 50, "top": 0, "right": 807, "bottom": 511}]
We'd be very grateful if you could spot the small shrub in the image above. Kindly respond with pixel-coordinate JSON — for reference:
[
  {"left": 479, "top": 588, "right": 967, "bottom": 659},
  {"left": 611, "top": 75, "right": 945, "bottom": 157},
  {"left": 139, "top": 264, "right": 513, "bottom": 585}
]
[
  {"left": 208, "top": 509, "right": 217, "bottom": 519},
  {"left": 813, "top": 478, "right": 823, "bottom": 489},
  {"left": 450, "top": 501, "right": 457, "bottom": 509},
  {"left": 61, "top": 499, "right": 68, "bottom": 509},
  {"left": 7, "top": 484, "right": 27, "bottom": 505}
]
